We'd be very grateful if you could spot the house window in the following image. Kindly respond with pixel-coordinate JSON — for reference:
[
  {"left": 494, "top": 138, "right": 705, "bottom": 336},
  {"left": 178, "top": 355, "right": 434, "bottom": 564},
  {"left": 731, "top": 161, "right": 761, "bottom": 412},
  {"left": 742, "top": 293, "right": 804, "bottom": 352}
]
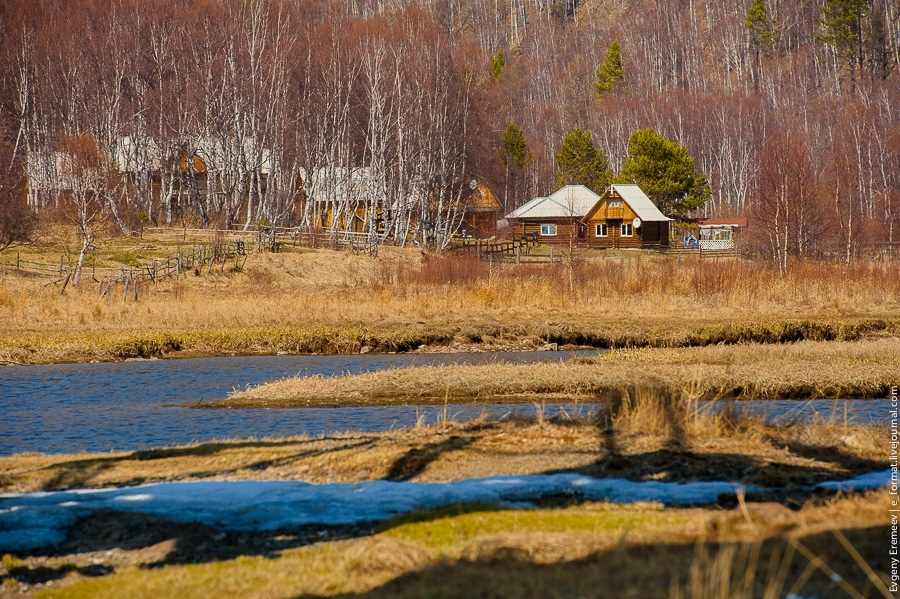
[
  {"left": 595, "top": 223, "right": 607, "bottom": 237},
  {"left": 609, "top": 199, "right": 621, "bottom": 207},
  {"left": 621, "top": 223, "right": 633, "bottom": 237},
  {"left": 540, "top": 224, "right": 557, "bottom": 236}
]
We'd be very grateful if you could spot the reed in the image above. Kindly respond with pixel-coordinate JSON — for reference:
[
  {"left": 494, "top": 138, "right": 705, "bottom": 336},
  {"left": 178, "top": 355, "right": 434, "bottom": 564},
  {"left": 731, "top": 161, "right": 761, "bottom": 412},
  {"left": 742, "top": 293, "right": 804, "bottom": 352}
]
[
  {"left": 222, "top": 339, "right": 898, "bottom": 407},
  {"left": 1, "top": 241, "right": 899, "bottom": 363}
]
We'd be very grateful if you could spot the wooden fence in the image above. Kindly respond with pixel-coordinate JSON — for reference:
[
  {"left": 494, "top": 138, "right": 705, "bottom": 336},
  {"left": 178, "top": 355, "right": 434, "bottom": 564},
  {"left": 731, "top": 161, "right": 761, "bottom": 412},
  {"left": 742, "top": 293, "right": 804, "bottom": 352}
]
[
  {"left": 0, "top": 240, "right": 250, "bottom": 301},
  {"left": 144, "top": 226, "right": 380, "bottom": 255},
  {"left": 453, "top": 234, "right": 541, "bottom": 262}
]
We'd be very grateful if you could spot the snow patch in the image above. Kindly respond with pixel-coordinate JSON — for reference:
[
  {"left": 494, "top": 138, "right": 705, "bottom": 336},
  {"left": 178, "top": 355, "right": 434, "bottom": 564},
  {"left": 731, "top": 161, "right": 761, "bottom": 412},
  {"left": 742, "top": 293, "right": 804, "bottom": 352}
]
[{"left": 0, "top": 470, "right": 891, "bottom": 552}]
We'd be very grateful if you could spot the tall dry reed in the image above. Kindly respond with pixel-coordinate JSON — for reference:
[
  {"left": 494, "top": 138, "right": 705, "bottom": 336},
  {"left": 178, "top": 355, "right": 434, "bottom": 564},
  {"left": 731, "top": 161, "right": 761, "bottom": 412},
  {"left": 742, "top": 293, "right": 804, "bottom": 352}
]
[{"left": 2, "top": 244, "right": 899, "bottom": 363}]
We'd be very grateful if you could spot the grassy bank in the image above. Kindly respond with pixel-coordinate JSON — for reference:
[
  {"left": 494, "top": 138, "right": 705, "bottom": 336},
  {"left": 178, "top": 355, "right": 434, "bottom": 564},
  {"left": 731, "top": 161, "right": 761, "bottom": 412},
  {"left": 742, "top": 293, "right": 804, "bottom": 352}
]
[
  {"left": 1, "top": 238, "right": 899, "bottom": 364},
  {"left": 11, "top": 493, "right": 890, "bottom": 599},
  {"left": 219, "top": 339, "right": 899, "bottom": 407},
  {"left": 1, "top": 392, "right": 891, "bottom": 598}
]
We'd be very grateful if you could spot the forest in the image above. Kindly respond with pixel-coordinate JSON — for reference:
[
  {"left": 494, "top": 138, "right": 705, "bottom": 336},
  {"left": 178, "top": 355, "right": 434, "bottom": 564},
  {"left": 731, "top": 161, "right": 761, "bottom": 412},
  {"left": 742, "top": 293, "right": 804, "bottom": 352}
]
[{"left": 0, "top": 0, "right": 897, "bottom": 262}]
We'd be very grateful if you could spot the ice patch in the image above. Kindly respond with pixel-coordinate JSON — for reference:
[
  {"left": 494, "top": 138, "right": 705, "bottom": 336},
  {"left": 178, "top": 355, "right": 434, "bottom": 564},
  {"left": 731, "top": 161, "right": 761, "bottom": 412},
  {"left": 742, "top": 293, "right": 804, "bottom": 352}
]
[
  {"left": 114, "top": 494, "right": 154, "bottom": 502},
  {"left": 0, "top": 469, "right": 891, "bottom": 552},
  {"left": 813, "top": 469, "right": 891, "bottom": 491}
]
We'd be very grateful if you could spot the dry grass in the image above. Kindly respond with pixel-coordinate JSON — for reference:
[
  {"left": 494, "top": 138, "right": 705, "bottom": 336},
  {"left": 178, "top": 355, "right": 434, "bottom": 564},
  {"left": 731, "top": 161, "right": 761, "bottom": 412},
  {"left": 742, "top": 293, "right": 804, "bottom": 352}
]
[
  {"left": 221, "top": 338, "right": 899, "bottom": 406},
  {"left": 1, "top": 394, "right": 885, "bottom": 494},
  {"left": 16, "top": 492, "right": 892, "bottom": 599},
  {"left": 1, "top": 238, "right": 899, "bottom": 363}
]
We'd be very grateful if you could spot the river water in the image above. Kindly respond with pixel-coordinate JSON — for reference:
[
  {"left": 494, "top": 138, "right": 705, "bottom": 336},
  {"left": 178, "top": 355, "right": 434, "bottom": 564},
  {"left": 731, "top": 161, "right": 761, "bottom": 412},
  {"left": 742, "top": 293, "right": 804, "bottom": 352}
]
[{"left": 0, "top": 351, "right": 890, "bottom": 456}]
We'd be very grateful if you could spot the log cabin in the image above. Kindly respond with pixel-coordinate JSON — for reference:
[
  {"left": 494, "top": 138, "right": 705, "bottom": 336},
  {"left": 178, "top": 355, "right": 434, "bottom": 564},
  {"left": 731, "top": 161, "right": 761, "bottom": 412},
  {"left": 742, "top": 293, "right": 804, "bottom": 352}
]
[
  {"left": 504, "top": 185, "right": 600, "bottom": 243},
  {"left": 506, "top": 184, "right": 671, "bottom": 249},
  {"left": 459, "top": 180, "right": 503, "bottom": 238},
  {"left": 583, "top": 184, "right": 671, "bottom": 249}
]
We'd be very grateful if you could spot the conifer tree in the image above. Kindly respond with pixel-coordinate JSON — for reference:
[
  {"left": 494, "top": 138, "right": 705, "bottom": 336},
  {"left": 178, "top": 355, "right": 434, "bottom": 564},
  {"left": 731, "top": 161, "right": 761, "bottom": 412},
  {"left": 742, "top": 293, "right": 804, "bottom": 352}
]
[
  {"left": 594, "top": 40, "right": 625, "bottom": 99},
  {"left": 555, "top": 129, "right": 611, "bottom": 193},
  {"left": 490, "top": 48, "right": 505, "bottom": 80},
  {"left": 617, "top": 129, "right": 711, "bottom": 215},
  {"left": 499, "top": 122, "right": 531, "bottom": 170},
  {"left": 745, "top": 0, "right": 777, "bottom": 91},
  {"left": 499, "top": 122, "right": 532, "bottom": 210},
  {"left": 817, "top": 0, "right": 870, "bottom": 90}
]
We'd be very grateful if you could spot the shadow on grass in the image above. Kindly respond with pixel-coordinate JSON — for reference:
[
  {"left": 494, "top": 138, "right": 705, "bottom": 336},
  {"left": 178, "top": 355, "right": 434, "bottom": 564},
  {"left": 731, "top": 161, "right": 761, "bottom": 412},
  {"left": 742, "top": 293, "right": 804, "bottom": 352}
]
[
  {"left": 290, "top": 525, "right": 890, "bottom": 599},
  {"left": 33, "top": 436, "right": 380, "bottom": 491},
  {"left": 11, "top": 512, "right": 891, "bottom": 597},
  {"left": 556, "top": 446, "right": 886, "bottom": 489},
  {"left": 385, "top": 435, "right": 475, "bottom": 481},
  {"left": 0, "top": 562, "right": 112, "bottom": 587},
  {"left": 559, "top": 385, "right": 888, "bottom": 489}
]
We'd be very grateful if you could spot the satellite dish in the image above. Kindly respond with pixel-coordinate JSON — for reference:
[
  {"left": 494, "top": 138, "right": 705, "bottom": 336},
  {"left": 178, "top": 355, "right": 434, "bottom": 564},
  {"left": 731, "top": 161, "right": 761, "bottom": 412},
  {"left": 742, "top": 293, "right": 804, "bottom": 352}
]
[
  {"left": 469, "top": 179, "right": 478, "bottom": 190},
  {"left": 632, "top": 217, "right": 642, "bottom": 228}
]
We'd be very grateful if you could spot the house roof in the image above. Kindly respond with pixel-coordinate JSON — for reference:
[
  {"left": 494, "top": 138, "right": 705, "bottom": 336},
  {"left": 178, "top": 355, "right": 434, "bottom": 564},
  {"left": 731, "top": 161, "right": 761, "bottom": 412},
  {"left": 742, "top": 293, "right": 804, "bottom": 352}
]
[
  {"left": 608, "top": 184, "right": 672, "bottom": 222},
  {"left": 506, "top": 185, "right": 600, "bottom": 220},
  {"left": 697, "top": 217, "right": 748, "bottom": 228},
  {"left": 466, "top": 183, "right": 502, "bottom": 211}
]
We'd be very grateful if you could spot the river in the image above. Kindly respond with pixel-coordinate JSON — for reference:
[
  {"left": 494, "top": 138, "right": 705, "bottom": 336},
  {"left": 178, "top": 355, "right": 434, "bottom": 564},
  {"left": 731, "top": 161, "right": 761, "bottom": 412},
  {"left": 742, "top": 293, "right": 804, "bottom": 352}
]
[{"left": 0, "top": 351, "right": 889, "bottom": 456}]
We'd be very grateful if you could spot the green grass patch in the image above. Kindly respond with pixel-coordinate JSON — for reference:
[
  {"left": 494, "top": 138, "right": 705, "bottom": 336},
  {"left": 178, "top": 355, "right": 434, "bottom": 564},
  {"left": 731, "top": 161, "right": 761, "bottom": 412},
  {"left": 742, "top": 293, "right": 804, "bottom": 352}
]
[
  {"left": 376, "top": 502, "right": 687, "bottom": 555},
  {"left": 106, "top": 250, "right": 142, "bottom": 268},
  {"left": 36, "top": 504, "right": 691, "bottom": 599}
]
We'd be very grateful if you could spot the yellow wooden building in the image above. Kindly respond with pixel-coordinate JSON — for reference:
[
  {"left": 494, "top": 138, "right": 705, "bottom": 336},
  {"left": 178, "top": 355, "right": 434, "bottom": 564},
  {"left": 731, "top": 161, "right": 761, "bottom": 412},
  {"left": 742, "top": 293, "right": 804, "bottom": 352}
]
[{"left": 583, "top": 184, "right": 671, "bottom": 249}]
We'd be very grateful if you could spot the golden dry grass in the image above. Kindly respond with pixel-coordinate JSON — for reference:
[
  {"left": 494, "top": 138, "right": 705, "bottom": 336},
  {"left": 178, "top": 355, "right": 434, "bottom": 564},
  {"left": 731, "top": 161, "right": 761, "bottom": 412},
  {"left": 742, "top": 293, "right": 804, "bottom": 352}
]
[
  {"left": 1, "top": 237, "right": 899, "bottom": 363},
  {"left": 222, "top": 338, "right": 899, "bottom": 406},
  {"left": 17, "top": 492, "right": 892, "bottom": 599}
]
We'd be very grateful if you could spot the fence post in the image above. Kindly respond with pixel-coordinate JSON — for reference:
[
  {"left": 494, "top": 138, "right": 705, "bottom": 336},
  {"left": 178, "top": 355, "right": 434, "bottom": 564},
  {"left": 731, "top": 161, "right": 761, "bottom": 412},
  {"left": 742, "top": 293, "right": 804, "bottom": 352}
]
[
  {"left": 16, "top": 253, "right": 19, "bottom": 270},
  {"left": 59, "top": 255, "right": 63, "bottom": 276}
]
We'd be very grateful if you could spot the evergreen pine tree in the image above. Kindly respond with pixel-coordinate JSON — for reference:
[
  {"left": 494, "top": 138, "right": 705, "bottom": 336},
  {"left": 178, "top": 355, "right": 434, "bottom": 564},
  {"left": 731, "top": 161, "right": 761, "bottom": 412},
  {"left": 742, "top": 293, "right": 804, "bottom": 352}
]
[
  {"left": 499, "top": 123, "right": 531, "bottom": 170},
  {"left": 499, "top": 123, "right": 532, "bottom": 210},
  {"left": 745, "top": 0, "right": 777, "bottom": 91},
  {"left": 817, "top": 0, "right": 870, "bottom": 89},
  {"left": 594, "top": 40, "right": 625, "bottom": 99},
  {"left": 617, "top": 128, "right": 711, "bottom": 215},
  {"left": 555, "top": 129, "right": 611, "bottom": 193},
  {"left": 490, "top": 49, "right": 505, "bottom": 80}
]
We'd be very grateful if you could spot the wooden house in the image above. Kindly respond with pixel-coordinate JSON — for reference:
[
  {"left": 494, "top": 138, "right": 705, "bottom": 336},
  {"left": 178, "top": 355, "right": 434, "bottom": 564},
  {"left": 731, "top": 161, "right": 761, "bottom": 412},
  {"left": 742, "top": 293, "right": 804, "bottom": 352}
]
[
  {"left": 505, "top": 184, "right": 671, "bottom": 249},
  {"left": 299, "top": 168, "right": 501, "bottom": 239},
  {"left": 298, "top": 166, "right": 385, "bottom": 233},
  {"left": 583, "top": 184, "right": 671, "bottom": 249},
  {"left": 505, "top": 185, "right": 600, "bottom": 242},
  {"left": 459, "top": 180, "right": 502, "bottom": 238}
]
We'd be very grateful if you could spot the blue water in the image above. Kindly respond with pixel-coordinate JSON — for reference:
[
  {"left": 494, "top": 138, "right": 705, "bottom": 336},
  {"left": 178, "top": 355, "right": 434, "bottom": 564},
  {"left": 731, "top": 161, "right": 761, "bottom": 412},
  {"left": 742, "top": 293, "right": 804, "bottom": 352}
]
[
  {"left": 0, "top": 351, "right": 594, "bottom": 455},
  {"left": 0, "top": 351, "right": 891, "bottom": 456}
]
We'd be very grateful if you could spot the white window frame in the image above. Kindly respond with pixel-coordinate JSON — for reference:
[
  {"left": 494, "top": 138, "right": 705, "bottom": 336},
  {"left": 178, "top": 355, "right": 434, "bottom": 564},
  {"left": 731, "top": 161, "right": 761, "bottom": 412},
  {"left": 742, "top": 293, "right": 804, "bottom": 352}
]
[
  {"left": 540, "top": 224, "right": 557, "bottom": 236},
  {"left": 609, "top": 199, "right": 621, "bottom": 207},
  {"left": 595, "top": 223, "right": 607, "bottom": 237},
  {"left": 621, "top": 223, "right": 633, "bottom": 237}
]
